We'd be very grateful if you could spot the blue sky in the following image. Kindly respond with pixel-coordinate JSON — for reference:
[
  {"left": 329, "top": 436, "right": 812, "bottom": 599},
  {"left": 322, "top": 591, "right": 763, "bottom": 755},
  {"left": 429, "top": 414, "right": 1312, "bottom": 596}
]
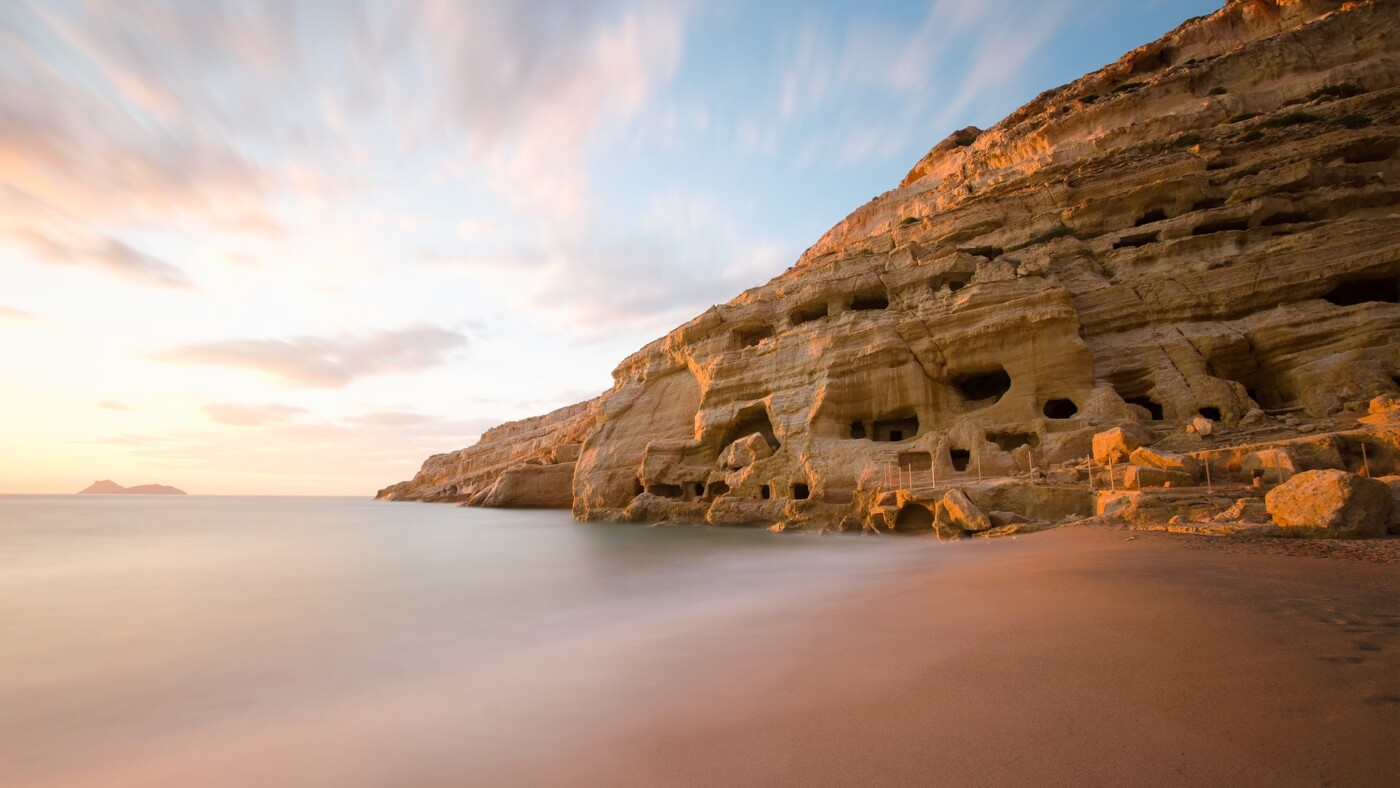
[{"left": 0, "top": 0, "right": 1220, "bottom": 494}]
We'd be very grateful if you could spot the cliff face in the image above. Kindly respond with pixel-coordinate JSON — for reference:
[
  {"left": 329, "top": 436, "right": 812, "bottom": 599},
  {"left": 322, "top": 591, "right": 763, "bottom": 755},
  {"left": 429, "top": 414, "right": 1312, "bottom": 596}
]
[
  {"left": 377, "top": 398, "right": 601, "bottom": 505},
  {"left": 382, "top": 0, "right": 1400, "bottom": 531}
]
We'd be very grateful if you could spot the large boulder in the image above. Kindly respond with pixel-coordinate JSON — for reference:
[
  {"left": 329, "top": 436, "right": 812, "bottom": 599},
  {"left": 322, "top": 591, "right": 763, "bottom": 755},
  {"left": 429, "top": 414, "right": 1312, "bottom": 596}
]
[
  {"left": 1264, "top": 470, "right": 1393, "bottom": 539},
  {"left": 939, "top": 488, "right": 992, "bottom": 533},
  {"left": 1092, "top": 425, "right": 1149, "bottom": 464}
]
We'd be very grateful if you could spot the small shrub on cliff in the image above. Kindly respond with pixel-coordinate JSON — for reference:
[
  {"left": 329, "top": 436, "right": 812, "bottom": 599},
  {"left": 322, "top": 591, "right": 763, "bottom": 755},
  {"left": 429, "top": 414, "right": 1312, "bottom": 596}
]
[
  {"left": 1112, "top": 81, "right": 1146, "bottom": 94},
  {"left": 1263, "top": 111, "right": 1321, "bottom": 128},
  {"left": 1239, "top": 129, "right": 1264, "bottom": 143},
  {"left": 1078, "top": 93, "right": 1099, "bottom": 104},
  {"left": 1176, "top": 133, "right": 1203, "bottom": 147},
  {"left": 899, "top": 217, "right": 919, "bottom": 227}
]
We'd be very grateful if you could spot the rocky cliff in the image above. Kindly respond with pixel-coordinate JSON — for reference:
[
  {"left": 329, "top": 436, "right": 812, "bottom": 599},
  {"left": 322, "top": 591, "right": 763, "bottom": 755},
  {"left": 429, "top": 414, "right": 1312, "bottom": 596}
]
[{"left": 382, "top": 0, "right": 1400, "bottom": 534}]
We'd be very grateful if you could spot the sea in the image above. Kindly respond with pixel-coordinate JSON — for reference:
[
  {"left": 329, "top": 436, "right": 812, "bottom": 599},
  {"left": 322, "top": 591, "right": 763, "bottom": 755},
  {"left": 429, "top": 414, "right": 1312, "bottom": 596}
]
[{"left": 0, "top": 495, "right": 929, "bottom": 787}]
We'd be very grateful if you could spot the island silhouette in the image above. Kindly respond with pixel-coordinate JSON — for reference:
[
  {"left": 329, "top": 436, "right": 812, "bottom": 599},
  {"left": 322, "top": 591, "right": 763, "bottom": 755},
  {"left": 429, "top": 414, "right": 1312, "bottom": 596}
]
[{"left": 77, "top": 480, "right": 187, "bottom": 495}]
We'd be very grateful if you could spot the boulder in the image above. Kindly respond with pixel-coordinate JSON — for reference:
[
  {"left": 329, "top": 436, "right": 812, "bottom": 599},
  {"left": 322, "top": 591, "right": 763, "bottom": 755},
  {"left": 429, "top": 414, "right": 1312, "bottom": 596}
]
[
  {"left": 1264, "top": 469, "right": 1393, "bottom": 538},
  {"left": 1128, "top": 447, "right": 1200, "bottom": 480},
  {"left": 939, "top": 488, "right": 992, "bottom": 532},
  {"left": 719, "top": 433, "right": 773, "bottom": 470},
  {"left": 1370, "top": 395, "right": 1400, "bottom": 416},
  {"left": 1092, "top": 425, "right": 1149, "bottom": 464}
]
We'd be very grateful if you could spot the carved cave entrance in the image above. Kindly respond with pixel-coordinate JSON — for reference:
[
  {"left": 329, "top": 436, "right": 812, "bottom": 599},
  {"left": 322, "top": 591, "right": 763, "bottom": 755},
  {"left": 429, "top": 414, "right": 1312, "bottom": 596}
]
[{"left": 953, "top": 367, "right": 1011, "bottom": 405}]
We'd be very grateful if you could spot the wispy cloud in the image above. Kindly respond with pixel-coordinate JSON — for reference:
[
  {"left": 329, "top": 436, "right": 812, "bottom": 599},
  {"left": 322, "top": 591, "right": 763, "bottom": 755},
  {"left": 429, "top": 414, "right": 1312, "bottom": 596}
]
[
  {"left": 759, "top": 0, "right": 1080, "bottom": 167},
  {"left": 11, "top": 223, "right": 196, "bottom": 289},
  {"left": 153, "top": 327, "right": 469, "bottom": 387},
  {"left": 0, "top": 304, "right": 38, "bottom": 321},
  {"left": 97, "top": 399, "right": 135, "bottom": 411},
  {"left": 204, "top": 403, "right": 308, "bottom": 427}
]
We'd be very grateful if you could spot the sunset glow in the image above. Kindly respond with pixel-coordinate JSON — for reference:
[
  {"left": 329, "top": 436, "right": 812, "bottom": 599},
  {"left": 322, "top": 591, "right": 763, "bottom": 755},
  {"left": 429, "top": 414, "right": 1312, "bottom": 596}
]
[{"left": 1, "top": 0, "right": 1216, "bottom": 494}]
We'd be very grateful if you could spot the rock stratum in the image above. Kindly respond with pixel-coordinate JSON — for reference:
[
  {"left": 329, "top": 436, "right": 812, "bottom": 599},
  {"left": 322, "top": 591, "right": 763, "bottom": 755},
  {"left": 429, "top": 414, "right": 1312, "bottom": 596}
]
[
  {"left": 382, "top": 0, "right": 1400, "bottom": 537},
  {"left": 78, "top": 480, "right": 187, "bottom": 495}
]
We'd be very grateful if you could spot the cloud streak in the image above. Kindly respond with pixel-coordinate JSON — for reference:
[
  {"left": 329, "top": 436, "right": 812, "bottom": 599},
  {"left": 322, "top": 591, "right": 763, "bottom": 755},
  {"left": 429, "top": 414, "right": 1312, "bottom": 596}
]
[
  {"left": 155, "top": 327, "right": 469, "bottom": 387},
  {"left": 12, "top": 223, "right": 196, "bottom": 289},
  {"left": 204, "top": 403, "right": 308, "bottom": 427},
  {"left": 0, "top": 304, "right": 38, "bottom": 321}
]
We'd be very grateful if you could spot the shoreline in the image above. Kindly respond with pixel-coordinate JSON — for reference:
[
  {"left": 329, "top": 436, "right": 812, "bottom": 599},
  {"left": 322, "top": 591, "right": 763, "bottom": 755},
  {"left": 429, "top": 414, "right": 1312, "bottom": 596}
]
[{"left": 14, "top": 524, "right": 1394, "bottom": 788}]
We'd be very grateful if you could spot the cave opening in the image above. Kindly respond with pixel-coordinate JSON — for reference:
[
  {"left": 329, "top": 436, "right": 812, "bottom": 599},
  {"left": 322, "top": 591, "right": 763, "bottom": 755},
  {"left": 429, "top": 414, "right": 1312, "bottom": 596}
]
[
  {"left": 1134, "top": 208, "right": 1168, "bottom": 226},
  {"left": 1198, "top": 407, "right": 1222, "bottom": 422},
  {"left": 1192, "top": 197, "right": 1226, "bottom": 212},
  {"left": 721, "top": 404, "right": 780, "bottom": 453},
  {"left": 850, "top": 292, "right": 890, "bottom": 311},
  {"left": 789, "top": 302, "right": 828, "bottom": 326},
  {"left": 1260, "top": 211, "right": 1313, "bottom": 227},
  {"left": 893, "top": 503, "right": 935, "bottom": 533},
  {"left": 706, "top": 481, "right": 730, "bottom": 498},
  {"left": 953, "top": 367, "right": 1012, "bottom": 404},
  {"left": 1113, "top": 232, "right": 1159, "bottom": 249},
  {"left": 959, "top": 246, "right": 1003, "bottom": 260},
  {"left": 792, "top": 483, "right": 810, "bottom": 500},
  {"left": 1191, "top": 217, "right": 1250, "bottom": 236},
  {"left": 1125, "top": 396, "right": 1165, "bottom": 420},
  {"left": 850, "top": 421, "right": 867, "bottom": 439},
  {"left": 693, "top": 483, "right": 705, "bottom": 497},
  {"left": 1043, "top": 398, "right": 1079, "bottom": 419},
  {"left": 633, "top": 478, "right": 645, "bottom": 496},
  {"left": 873, "top": 415, "right": 920, "bottom": 442},
  {"left": 648, "top": 483, "right": 683, "bottom": 499},
  {"left": 1206, "top": 356, "right": 1295, "bottom": 410},
  {"left": 1342, "top": 139, "right": 1397, "bottom": 165},
  {"left": 950, "top": 448, "right": 971, "bottom": 472},
  {"left": 989, "top": 432, "right": 1038, "bottom": 451},
  {"left": 759, "top": 484, "right": 771, "bottom": 500},
  {"left": 735, "top": 325, "right": 774, "bottom": 348},
  {"left": 1323, "top": 277, "right": 1399, "bottom": 307},
  {"left": 931, "top": 273, "right": 973, "bottom": 293}
]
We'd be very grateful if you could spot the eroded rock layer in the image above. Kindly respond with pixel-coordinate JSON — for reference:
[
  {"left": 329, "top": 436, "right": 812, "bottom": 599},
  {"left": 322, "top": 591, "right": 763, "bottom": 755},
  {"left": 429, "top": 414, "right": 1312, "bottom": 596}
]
[{"left": 382, "top": 0, "right": 1400, "bottom": 533}]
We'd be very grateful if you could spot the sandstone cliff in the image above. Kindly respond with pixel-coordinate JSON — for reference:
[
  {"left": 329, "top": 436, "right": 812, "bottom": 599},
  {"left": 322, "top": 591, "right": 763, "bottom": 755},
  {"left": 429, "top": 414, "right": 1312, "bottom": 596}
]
[
  {"left": 382, "top": 0, "right": 1400, "bottom": 534},
  {"left": 378, "top": 398, "right": 600, "bottom": 505}
]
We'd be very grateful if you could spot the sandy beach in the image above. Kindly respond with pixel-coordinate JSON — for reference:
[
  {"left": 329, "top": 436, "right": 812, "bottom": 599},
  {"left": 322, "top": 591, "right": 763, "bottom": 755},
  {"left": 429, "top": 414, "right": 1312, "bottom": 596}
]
[
  {"left": 484, "top": 527, "right": 1398, "bottom": 788},
  {"left": 14, "top": 520, "right": 1396, "bottom": 788}
]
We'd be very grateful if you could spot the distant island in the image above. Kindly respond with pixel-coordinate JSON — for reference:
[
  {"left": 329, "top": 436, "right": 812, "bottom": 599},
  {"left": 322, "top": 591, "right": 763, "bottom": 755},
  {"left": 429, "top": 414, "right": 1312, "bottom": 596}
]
[{"left": 77, "top": 480, "right": 187, "bottom": 495}]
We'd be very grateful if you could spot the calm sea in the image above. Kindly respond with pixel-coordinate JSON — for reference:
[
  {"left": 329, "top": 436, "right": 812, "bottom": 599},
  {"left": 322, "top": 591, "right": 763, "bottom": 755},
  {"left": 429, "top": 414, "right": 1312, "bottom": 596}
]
[{"left": 0, "top": 495, "right": 928, "bottom": 787}]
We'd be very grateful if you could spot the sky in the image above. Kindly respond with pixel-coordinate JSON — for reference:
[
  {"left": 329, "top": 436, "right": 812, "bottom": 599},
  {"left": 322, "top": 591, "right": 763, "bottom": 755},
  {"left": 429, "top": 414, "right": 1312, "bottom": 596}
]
[{"left": 0, "top": 0, "right": 1221, "bottom": 495}]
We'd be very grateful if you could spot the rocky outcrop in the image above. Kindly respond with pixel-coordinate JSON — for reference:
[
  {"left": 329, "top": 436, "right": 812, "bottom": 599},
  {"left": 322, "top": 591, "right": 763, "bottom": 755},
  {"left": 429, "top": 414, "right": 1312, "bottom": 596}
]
[
  {"left": 376, "top": 398, "right": 600, "bottom": 505},
  {"left": 384, "top": 1, "right": 1400, "bottom": 533},
  {"left": 1265, "top": 469, "right": 1393, "bottom": 538},
  {"left": 77, "top": 480, "right": 186, "bottom": 495}
]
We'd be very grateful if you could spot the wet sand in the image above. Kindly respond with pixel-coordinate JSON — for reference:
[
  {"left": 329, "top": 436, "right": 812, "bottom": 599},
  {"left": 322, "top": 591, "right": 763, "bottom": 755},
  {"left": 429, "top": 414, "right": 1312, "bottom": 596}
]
[
  {"left": 11, "top": 526, "right": 1399, "bottom": 787},
  {"left": 491, "top": 528, "right": 1400, "bottom": 788}
]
